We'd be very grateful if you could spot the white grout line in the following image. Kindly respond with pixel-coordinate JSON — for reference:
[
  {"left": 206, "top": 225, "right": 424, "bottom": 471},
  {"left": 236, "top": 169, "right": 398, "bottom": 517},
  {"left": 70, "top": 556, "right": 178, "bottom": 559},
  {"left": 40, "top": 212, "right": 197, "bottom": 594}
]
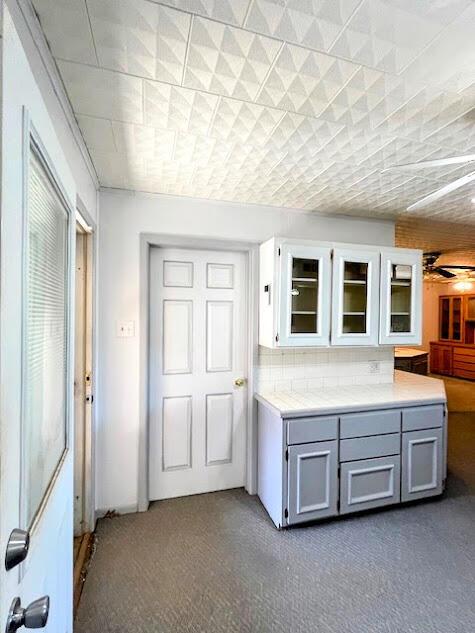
[{"left": 181, "top": 13, "right": 194, "bottom": 87}]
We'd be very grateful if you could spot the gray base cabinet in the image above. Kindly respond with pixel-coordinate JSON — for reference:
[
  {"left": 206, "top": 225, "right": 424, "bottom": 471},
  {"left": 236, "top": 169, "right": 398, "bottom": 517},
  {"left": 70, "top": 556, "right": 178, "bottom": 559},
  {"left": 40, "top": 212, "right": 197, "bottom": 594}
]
[
  {"left": 288, "top": 441, "right": 338, "bottom": 524},
  {"left": 257, "top": 401, "right": 447, "bottom": 528},
  {"left": 401, "top": 428, "right": 443, "bottom": 502}
]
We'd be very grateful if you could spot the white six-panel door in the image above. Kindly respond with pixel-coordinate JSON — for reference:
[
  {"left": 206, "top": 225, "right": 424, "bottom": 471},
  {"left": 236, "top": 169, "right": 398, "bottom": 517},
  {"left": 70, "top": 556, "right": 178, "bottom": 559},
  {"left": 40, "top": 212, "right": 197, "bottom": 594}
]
[{"left": 149, "top": 247, "right": 247, "bottom": 500}]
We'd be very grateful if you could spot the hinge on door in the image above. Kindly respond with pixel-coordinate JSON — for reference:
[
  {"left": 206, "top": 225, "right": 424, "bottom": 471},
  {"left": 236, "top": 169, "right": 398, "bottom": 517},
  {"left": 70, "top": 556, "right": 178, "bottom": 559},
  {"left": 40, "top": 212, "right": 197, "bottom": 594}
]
[
  {"left": 86, "top": 394, "right": 94, "bottom": 404},
  {"left": 285, "top": 449, "right": 288, "bottom": 461},
  {"left": 284, "top": 508, "right": 288, "bottom": 519}
]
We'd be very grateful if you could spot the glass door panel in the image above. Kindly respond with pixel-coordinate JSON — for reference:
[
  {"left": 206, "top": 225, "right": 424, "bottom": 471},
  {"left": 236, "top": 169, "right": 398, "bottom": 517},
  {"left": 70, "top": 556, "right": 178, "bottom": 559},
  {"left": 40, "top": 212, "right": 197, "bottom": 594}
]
[
  {"left": 290, "top": 257, "right": 318, "bottom": 335},
  {"left": 342, "top": 262, "right": 368, "bottom": 334},
  {"left": 23, "top": 148, "right": 69, "bottom": 527},
  {"left": 440, "top": 298, "right": 450, "bottom": 340},
  {"left": 467, "top": 296, "right": 475, "bottom": 320},
  {"left": 390, "top": 265, "right": 412, "bottom": 334},
  {"left": 452, "top": 297, "right": 462, "bottom": 341}
]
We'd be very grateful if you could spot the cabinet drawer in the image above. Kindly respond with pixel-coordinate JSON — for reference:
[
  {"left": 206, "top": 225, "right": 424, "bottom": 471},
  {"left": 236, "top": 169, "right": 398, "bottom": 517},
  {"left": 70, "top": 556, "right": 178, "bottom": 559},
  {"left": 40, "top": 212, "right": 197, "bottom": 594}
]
[
  {"left": 402, "top": 405, "right": 443, "bottom": 432},
  {"left": 340, "top": 455, "right": 401, "bottom": 515},
  {"left": 287, "top": 416, "right": 338, "bottom": 445},
  {"left": 340, "top": 409, "right": 400, "bottom": 438},
  {"left": 340, "top": 433, "right": 400, "bottom": 462}
]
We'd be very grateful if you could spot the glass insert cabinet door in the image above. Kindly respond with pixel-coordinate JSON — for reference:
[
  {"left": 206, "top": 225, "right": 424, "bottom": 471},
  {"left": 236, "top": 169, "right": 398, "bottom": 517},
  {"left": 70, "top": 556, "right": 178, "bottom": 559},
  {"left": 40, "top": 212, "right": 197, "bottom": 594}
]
[
  {"left": 331, "top": 249, "right": 380, "bottom": 346},
  {"left": 439, "top": 296, "right": 463, "bottom": 342},
  {"left": 380, "top": 249, "right": 422, "bottom": 345},
  {"left": 278, "top": 244, "right": 331, "bottom": 346}
]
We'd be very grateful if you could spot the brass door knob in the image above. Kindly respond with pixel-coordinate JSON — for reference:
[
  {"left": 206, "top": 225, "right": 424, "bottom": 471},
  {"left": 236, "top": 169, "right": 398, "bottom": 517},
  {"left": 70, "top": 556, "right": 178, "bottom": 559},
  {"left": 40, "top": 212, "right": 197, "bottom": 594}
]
[{"left": 234, "top": 378, "right": 246, "bottom": 387}]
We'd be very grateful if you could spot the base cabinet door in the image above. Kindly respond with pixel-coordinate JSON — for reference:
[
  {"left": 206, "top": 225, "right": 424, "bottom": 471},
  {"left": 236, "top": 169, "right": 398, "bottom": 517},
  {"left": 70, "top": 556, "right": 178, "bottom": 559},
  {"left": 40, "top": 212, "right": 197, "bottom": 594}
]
[
  {"left": 287, "top": 441, "right": 338, "bottom": 524},
  {"left": 340, "top": 455, "right": 401, "bottom": 514},
  {"left": 401, "top": 429, "right": 443, "bottom": 502}
]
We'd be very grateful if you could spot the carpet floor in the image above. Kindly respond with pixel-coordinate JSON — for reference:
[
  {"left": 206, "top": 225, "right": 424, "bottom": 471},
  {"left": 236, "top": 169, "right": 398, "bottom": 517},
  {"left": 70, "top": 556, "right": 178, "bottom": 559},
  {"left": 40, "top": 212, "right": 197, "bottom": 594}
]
[{"left": 76, "top": 378, "right": 475, "bottom": 633}]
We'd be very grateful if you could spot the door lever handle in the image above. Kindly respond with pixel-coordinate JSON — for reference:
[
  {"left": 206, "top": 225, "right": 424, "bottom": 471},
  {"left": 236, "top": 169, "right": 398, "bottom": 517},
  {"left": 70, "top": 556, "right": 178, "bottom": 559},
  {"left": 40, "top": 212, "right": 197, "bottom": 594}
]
[
  {"left": 5, "top": 530, "right": 30, "bottom": 571},
  {"left": 6, "top": 596, "right": 49, "bottom": 633}
]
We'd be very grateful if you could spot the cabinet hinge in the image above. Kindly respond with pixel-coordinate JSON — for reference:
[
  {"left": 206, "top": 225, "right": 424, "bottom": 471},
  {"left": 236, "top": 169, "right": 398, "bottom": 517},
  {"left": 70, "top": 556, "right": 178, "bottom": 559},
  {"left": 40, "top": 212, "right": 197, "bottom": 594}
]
[
  {"left": 285, "top": 449, "right": 288, "bottom": 461},
  {"left": 86, "top": 394, "right": 94, "bottom": 404},
  {"left": 284, "top": 508, "right": 288, "bottom": 519},
  {"left": 278, "top": 248, "right": 281, "bottom": 256},
  {"left": 275, "top": 333, "right": 279, "bottom": 343}
]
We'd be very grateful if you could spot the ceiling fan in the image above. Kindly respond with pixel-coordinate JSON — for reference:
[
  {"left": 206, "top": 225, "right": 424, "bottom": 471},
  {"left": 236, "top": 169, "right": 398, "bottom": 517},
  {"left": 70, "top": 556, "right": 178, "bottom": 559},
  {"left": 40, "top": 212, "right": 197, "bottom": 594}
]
[
  {"left": 383, "top": 153, "right": 475, "bottom": 211},
  {"left": 423, "top": 252, "right": 475, "bottom": 279}
]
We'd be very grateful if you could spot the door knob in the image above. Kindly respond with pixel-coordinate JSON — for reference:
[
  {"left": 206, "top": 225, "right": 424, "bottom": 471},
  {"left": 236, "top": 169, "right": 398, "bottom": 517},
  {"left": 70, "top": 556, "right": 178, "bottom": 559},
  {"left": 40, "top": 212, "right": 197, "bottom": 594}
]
[
  {"left": 5, "top": 530, "right": 30, "bottom": 571},
  {"left": 234, "top": 378, "right": 246, "bottom": 387},
  {"left": 5, "top": 596, "right": 49, "bottom": 633}
]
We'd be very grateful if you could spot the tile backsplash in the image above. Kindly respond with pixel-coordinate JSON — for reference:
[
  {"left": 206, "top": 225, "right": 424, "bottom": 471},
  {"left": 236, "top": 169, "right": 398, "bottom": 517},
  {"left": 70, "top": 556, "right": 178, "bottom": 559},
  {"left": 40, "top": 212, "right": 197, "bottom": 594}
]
[{"left": 255, "top": 347, "right": 395, "bottom": 392}]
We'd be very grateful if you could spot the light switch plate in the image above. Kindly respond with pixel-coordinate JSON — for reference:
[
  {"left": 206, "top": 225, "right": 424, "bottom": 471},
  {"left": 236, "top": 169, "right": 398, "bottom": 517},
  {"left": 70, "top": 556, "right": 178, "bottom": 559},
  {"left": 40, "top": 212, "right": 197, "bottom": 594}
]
[{"left": 116, "top": 320, "right": 135, "bottom": 338}]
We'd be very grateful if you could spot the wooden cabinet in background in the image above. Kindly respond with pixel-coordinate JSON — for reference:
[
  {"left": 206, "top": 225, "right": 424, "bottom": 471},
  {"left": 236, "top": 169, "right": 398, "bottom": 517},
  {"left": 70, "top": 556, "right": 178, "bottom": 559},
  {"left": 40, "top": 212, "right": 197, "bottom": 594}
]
[
  {"left": 432, "top": 294, "right": 475, "bottom": 380},
  {"left": 430, "top": 343, "right": 453, "bottom": 375}
]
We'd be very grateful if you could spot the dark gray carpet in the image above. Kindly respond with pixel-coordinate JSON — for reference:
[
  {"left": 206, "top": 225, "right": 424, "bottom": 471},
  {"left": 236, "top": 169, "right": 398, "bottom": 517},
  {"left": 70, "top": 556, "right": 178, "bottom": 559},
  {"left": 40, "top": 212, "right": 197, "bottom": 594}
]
[{"left": 76, "top": 380, "right": 475, "bottom": 633}]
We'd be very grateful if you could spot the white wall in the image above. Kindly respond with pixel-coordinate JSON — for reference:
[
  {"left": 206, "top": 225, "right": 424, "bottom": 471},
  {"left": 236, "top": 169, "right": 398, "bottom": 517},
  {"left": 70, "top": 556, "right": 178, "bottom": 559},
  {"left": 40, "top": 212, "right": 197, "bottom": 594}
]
[{"left": 96, "top": 188, "right": 395, "bottom": 513}]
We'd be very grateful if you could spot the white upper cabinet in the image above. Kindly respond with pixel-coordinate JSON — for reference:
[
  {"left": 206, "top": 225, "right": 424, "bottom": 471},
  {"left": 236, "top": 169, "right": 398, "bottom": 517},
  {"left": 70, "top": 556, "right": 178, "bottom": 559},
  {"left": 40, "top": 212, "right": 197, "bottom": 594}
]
[
  {"left": 379, "top": 248, "right": 422, "bottom": 345},
  {"left": 259, "top": 238, "right": 331, "bottom": 348},
  {"left": 259, "top": 238, "right": 422, "bottom": 348},
  {"left": 331, "top": 248, "right": 380, "bottom": 346},
  {"left": 279, "top": 243, "right": 332, "bottom": 347}
]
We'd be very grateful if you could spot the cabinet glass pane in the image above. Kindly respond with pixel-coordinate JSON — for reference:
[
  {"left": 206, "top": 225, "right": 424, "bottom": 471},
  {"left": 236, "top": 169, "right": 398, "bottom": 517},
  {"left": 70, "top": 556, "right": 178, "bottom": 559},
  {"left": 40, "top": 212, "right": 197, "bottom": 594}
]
[
  {"left": 291, "top": 258, "right": 318, "bottom": 334},
  {"left": 467, "top": 297, "right": 475, "bottom": 320},
  {"left": 343, "top": 262, "right": 367, "bottom": 333},
  {"left": 452, "top": 297, "right": 462, "bottom": 341},
  {"left": 440, "top": 298, "right": 450, "bottom": 339},
  {"left": 390, "top": 265, "right": 412, "bottom": 333}
]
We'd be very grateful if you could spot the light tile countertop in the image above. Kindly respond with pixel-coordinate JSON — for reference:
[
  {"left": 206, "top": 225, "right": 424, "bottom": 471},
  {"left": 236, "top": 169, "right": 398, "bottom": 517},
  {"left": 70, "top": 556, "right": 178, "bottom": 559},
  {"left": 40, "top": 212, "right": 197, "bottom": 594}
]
[
  {"left": 394, "top": 347, "right": 429, "bottom": 358},
  {"left": 255, "top": 370, "right": 446, "bottom": 418}
]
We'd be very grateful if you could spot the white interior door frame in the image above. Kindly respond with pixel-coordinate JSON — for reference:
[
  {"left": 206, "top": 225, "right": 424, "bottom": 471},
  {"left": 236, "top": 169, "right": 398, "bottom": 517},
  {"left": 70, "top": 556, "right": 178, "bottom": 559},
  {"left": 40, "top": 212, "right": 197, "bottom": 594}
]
[
  {"left": 139, "top": 234, "right": 259, "bottom": 512},
  {"left": 74, "top": 203, "right": 97, "bottom": 534}
]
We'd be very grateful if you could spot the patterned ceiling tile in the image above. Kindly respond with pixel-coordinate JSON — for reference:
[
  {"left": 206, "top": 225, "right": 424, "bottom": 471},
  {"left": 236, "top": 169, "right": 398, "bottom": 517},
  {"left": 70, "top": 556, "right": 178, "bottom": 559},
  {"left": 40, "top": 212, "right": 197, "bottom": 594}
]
[
  {"left": 112, "top": 122, "right": 176, "bottom": 160},
  {"left": 319, "top": 125, "right": 394, "bottom": 164},
  {"left": 160, "top": 0, "right": 251, "bottom": 27},
  {"left": 257, "top": 43, "right": 359, "bottom": 118},
  {"left": 244, "top": 0, "right": 362, "bottom": 53},
  {"left": 87, "top": 0, "right": 190, "bottom": 83},
  {"left": 423, "top": 108, "right": 475, "bottom": 155},
  {"left": 376, "top": 88, "right": 472, "bottom": 144},
  {"left": 358, "top": 137, "right": 441, "bottom": 170},
  {"left": 32, "top": 0, "right": 97, "bottom": 64},
  {"left": 208, "top": 98, "right": 283, "bottom": 145},
  {"left": 58, "top": 61, "right": 143, "bottom": 123},
  {"left": 264, "top": 112, "right": 343, "bottom": 156},
  {"left": 183, "top": 16, "right": 281, "bottom": 100},
  {"left": 76, "top": 115, "right": 117, "bottom": 152},
  {"left": 319, "top": 66, "right": 419, "bottom": 130},
  {"left": 330, "top": 0, "right": 455, "bottom": 74},
  {"left": 144, "top": 80, "right": 218, "bottom": 134}
]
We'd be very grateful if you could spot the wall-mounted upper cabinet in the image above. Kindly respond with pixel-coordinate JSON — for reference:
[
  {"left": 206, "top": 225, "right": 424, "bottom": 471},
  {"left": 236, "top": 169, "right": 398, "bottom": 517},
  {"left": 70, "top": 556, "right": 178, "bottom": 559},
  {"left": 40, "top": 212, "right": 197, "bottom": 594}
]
[
  {"left": 259, "top": 238, "right": 422, "bottom": 348},
  {"left": 379, "top": 249, "right": 422, "bottom": 346},
  {"left": 331, "top": 248, "right": 380, "bottom": 346}
]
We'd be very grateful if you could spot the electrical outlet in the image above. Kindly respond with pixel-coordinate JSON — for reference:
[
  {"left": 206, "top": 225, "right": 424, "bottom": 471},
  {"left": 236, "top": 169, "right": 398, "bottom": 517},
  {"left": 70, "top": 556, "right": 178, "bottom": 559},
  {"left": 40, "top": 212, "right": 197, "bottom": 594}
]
[{"left": 369, "top": 361, "right": 380, "bottom": 374}]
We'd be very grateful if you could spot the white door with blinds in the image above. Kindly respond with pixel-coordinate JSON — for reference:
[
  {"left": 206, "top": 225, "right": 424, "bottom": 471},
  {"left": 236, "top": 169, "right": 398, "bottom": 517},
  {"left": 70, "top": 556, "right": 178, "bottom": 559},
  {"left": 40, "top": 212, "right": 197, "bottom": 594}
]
[
  {"left": 0, "top": 118, "right": 75, "bottom": 632},
  {"left": 149, "top": 247, "right": 248, "bottom": 500}
]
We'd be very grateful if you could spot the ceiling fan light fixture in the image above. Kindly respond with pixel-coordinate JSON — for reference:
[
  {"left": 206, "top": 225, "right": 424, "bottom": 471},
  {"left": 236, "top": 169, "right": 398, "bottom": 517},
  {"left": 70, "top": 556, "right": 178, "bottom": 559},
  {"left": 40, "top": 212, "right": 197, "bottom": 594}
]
[{"left": 453, "top": 280, "right": 473, "bottom": 292}]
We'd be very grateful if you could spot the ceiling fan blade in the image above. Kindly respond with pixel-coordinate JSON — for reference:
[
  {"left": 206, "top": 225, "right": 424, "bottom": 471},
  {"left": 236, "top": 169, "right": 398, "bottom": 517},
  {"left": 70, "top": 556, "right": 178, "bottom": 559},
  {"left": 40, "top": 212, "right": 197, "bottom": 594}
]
[
  {"left": 407, "top": 170, "right": 475, "bottom": 211},
  {"left": 433, "top": 267, "right": 456, "bottom": 279},
  {"left": 438, "top": 265, "right": 475, "bottom": 271},
  {"left": 383, "top": 154, "right": 475, "bottom": 172}
]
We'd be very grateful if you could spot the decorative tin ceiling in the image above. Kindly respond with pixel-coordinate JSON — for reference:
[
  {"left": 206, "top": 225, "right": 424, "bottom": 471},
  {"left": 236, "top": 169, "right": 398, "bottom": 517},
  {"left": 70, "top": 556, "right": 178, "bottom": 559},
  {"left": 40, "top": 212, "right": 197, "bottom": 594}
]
[{"left": 32, "top": 0, "right": 475, "bottom": 223}]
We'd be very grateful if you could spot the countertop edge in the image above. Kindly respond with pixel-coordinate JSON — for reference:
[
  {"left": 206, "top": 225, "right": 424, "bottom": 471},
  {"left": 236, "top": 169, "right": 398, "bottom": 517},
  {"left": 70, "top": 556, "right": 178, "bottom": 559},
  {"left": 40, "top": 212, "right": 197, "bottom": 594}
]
[{"left": 255, "top": 392, "right": 447, "bottom": 419}]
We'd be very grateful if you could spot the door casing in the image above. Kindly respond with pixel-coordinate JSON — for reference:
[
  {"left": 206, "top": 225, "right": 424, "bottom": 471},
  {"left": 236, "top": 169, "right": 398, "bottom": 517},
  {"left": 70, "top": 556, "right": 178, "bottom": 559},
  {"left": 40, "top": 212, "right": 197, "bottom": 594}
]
[{"left": 139, "top": 235, "right": 259, "bottom": 512}]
